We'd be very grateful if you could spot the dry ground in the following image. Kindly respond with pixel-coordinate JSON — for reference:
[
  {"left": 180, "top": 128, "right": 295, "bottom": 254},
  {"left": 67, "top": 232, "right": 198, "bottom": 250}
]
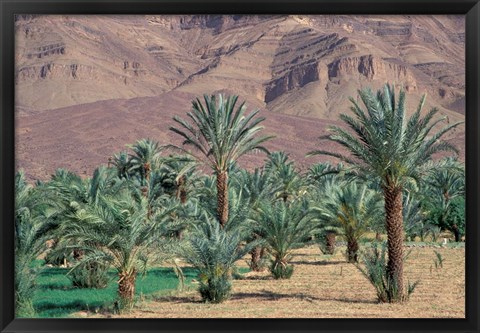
[{"left": 85, "top": 244, "right": 464, "bottom": 319}]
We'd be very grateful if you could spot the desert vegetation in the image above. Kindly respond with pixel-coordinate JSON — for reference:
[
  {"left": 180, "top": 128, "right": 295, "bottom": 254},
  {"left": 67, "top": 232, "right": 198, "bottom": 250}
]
[{"left": 15, "top": 85, "right": 465, "bottom": 318}]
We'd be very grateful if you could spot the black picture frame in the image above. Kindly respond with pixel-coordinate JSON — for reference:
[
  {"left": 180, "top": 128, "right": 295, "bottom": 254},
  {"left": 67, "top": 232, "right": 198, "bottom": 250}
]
[{"left": 1, "top": 1, "right": 479, "bottom": 332}]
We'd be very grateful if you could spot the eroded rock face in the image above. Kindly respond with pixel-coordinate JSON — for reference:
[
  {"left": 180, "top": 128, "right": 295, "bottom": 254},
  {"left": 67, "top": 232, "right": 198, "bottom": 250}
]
[
  {"left": 328, "top": 55, "right": 416, "bottom": 91},
  {"left": 15, "top": 15, "right": 464, "bottom": 116}
]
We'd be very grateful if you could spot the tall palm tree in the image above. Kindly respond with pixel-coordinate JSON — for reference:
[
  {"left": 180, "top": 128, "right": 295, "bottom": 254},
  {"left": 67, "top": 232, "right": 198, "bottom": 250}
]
[
  {"left": 265, "top": 152, "right": 305, "bottom": 202},
  {"left": 312, "top": 182, "right": 383, "bottom": 263},
  {"left": 159, "top": 155, "right": 198, "bottom": 204},
  {"left": 170, "top": 94, "right": 273, "bottom": 227},
  {"left": 308, "top": 84, "right": 462, "bottom": 301},
  {"left": 128, "top": 138, "right": 163, "bottom": 188}
]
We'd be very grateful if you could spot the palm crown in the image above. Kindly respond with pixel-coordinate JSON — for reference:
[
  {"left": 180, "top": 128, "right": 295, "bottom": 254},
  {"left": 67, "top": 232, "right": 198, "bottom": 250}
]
[
  {"left": 170, "top": 94, "right": 273, "bottom": 227},
  {"left": 309, "top": 84, "right": 462, "bottom": 188}
]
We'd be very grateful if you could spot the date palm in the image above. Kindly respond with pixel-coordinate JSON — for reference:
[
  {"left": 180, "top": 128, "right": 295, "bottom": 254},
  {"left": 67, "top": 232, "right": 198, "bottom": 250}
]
[
  {"left": 308, "top": 84, "right": 462, "bottom": 301},
  {"left": 170, "top": 94, "right": 273, "bottom": 227},
  {"left": 44, "top": 167, "right": 128, "bottom": 287},
  {"left": 160, "top": 155, "right": 198, "bottom": 204},
  {"left": 265, "top": 152, "right": 305, "bottom": 202},
  {"left": 179, "top": 201, "right": 257, "bottom": 303},
  {"left": 252, "top": 199, "right": 315, "bottom": 279},
  {"left": 128, "top": 138, "right": 163, "bottom": 188},
  {"left": 63, "top": 188, "right": 177, "bottom": 311},
  {"left": 15, "top": 171, "right": 58, "bottom": 316},
  {"left": 422, "top": 157, "right": 465, "bottom": 241},
  {"left": 312, "top": 182, "right": 383, "bottom": 263}
]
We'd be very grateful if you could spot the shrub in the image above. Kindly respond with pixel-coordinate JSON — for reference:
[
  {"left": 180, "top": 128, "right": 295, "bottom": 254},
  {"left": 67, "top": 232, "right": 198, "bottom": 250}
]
[
  {"left": 356, "top": 242, "right": 419, "bottom": 303},
  {"left": 68, "top": 261, "right": 110, "bottom": 289},
  {"left": 270, "top": 261, "right": 294, "bottom": 279}
]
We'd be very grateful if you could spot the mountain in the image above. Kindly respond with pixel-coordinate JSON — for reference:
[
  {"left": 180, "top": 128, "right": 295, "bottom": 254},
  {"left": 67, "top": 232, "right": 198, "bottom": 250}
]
[{"left": 14, "top": 15, "right": 465, "bottom": 180}]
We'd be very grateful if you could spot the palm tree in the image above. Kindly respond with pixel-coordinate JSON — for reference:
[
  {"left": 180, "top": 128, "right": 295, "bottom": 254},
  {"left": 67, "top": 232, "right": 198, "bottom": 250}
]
[
  {"left": 265, "top": 152, "right": 305, "bottom": 202},
  {"left": 422, "top": 158, "right": 465, "bottom": 241},
  {"left": 63, "top": 188, "right": 177, "bottom": 311},
  {"left": 128, "top": 138, "right": 163, "bottom": 191},
  {"left": 179, "top": 207, "right": 256, "bottom": 303},
  {"left": 111, "top": 151, "right": 134, "bottom": 179},
  {"left": 306, "top": 162, "right": 350, "bottom": 253},
  {"left": 15, "top": 171, "right": 58, "bottom": 316},
  {"left": 44, "top": 167, "right": 127, "bottom": 288},
  {"left": 252, "top": 199, "right": 315, "bottom": 279},
  {"left": 235, "top": 167, "right": 273, "bottom": 271},
  {"left": 159, "top": 155, "right": 198, "bottom": 204},
  {"left": 170, "top": 94, "right": 273, "bottom": 227},
  {"left": 312, "top": 182, "right": 383, "bottom": 263},
  {"left": 308, "top": 84, "right": 462, "bottom": 301}
]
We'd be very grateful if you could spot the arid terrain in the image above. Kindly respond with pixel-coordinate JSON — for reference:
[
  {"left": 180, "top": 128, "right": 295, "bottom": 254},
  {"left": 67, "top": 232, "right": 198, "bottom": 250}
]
[
  {"left": 14, "top": 15, "right": 465, "bottom": 180},
  {"left": 82, "top": 245, "right": 465, "bottom": 319}
]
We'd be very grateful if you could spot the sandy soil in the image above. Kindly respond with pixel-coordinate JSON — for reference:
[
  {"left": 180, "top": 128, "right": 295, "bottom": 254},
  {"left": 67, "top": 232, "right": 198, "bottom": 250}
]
[{"left": 84, "top": 245, "right": 465, "bottom": 319}]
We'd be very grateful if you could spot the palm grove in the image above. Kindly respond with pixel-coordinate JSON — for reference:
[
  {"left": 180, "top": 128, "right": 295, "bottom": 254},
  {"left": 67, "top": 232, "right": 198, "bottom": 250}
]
[{"left": 15, "top": 84, "right": 465, "bottom": 316}]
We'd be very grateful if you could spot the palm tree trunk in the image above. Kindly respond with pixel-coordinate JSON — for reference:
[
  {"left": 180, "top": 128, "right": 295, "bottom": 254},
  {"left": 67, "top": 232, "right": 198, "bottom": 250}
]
[
  {"left": 346, "top": 237, "right": 359, "bottom": 263},
  {"left": 216, "top": 171, "right": 228, "bottom": 228},
  {"left": 250, "top": 246, "right": 262, "bottom": 271},
  {"left": 176, "top": 175, "right": 188, "bottom": 204},
  {"left": 452, "top": 224, "right": 460, "bottom": 242},
  {"left": 325, "top": 232, "right": 336, "bottom": 255},
  {"left": 383, "top": 185, "right": 405, "bottom": 301},
  {"left": 118, "top": 270, "right": 136, "bottom": 311}
]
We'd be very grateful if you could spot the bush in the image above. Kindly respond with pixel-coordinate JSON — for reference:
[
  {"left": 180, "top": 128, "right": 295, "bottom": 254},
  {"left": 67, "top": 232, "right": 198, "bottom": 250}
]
[
  {"left": 198, "top": 272, "right": 232, "bottom": 303},
  {"left": 270, "top": 261, "right": 294, "bottom": 279},
  {"left": 68, "top": 261, "right": 110, "bottom": 289},
  {"left": 356, "top": 242, "right": 418, "bottom": 303}
]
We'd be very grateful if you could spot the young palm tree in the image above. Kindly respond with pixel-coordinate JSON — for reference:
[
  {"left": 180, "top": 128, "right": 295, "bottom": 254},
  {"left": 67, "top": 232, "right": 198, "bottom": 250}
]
[
  {"left": 236, "top": 168, "right": 273, "bottom": 271},
  {"left": 306, "top": 162, "right": 350, "bottom": 253},
  {"left": 62, "top": 187, "right": 177, "bottom": 311},
  {"left": 170, "top": 94, "right": 273, "bottom": 227},
  {"left": 252, "top": 200, "right": 315, "bottom": 279},
  {"left": 43, "top": 167, "right": 127, "bottom": 287},
  {"left": 308, "top": 83, "right": 462, "bottom": 301},
  {"left": 179, "top": 208, "right": 256, "bottom": 303},
  {"left": 421, "top": 158, "right": 465, "bottom": 241},
  {"left": 15, "top": 171, "right": 58, "bottom": 316},
  {"left": 312, "top": 182, "right": 383, "bottom": 263}
]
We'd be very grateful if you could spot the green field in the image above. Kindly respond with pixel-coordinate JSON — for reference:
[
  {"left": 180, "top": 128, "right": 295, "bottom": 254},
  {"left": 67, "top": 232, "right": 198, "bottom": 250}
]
[
  {"left": 32, "top": 263, "right": 251, "bottom": 317},
  {"left": 33, "top": 265, "right": 197, "bottom": 317}
]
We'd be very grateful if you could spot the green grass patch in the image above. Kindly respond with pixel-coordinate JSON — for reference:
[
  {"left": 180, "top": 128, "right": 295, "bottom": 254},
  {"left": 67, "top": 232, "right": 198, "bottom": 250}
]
[{"left": 33, "top": 266, "right": 198, "bottom": 318}]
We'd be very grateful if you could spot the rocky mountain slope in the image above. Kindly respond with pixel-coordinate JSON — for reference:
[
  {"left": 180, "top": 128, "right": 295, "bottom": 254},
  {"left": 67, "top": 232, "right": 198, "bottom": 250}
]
[{"left": 15, "top": 15, "right": 465, "bottom": 180}]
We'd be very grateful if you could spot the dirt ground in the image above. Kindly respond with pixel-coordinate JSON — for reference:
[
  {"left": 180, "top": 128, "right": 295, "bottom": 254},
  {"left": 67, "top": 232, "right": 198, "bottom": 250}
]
[{"left": 86, "top": 245, "right": 465, "bottom": 318}]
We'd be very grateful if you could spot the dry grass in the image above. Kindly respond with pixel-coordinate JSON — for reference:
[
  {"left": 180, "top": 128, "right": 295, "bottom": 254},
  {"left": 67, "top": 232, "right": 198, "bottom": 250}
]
[{"left": 88, "top": 245, "right": 465, "bottom": 319}]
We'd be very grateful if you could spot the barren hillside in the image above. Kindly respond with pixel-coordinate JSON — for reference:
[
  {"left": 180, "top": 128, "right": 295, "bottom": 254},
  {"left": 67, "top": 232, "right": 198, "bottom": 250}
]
[{"left": 14, "top": 15, "right": 465, "bottom": 180}]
